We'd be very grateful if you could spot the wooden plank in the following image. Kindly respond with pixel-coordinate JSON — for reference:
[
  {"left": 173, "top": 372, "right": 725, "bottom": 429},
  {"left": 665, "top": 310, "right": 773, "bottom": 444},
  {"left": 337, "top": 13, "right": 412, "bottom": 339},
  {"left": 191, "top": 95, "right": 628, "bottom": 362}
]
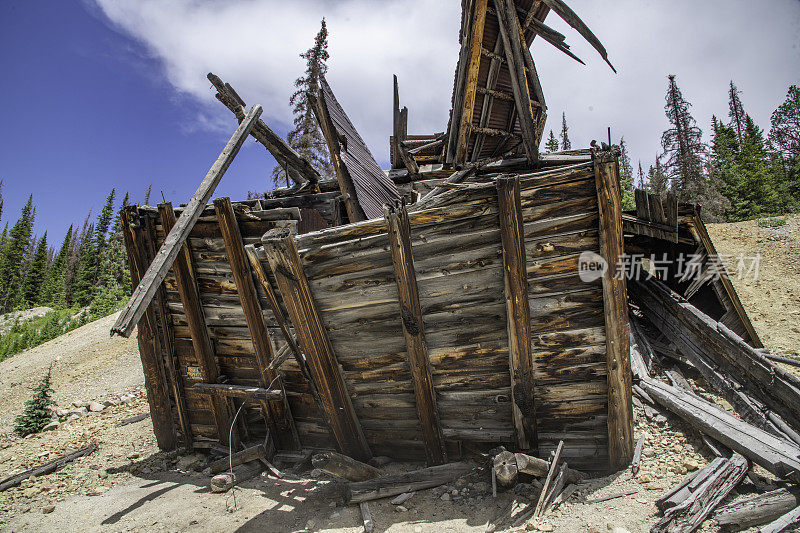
[
  {"left": 192, "top": 383, "right": 283, "bottom": 401},
  {"left": 494, "top": 0, "right": 539, "bottom": 163},
  {"left": 0, "top": 444, "right": 98, "bottom": 492},
  {"left": 714, "top": 488, "right": 800, "bottom": 530},
  {"left": 208, "top": 73, "right": 320, "bottom": 186},
  {"left": 384, "top": 203, "right": 447, "bottom": 466},
  {"left": 534, "top": 440, "right": 563, "bottom": 518},
  {"left": 214, "top": 197, "right": 300, "bottom": 450},
  {"left": 112, "top": 105, "right": 262, "bottom": 338},
  {"left": 208, "top": 444, "right": 269, "bottom": 475},
  {"left": 455, "top": 0, "right": 488, "bottom": 164},
  {"left": 157, "top": 202, "right": 237, "bottom": 448},
  {"left": 761, "top": 505, "right": 800, "bottom": 533},
  {"left": 121, "top": 208, "right": 177, "bottom": 450},
  {"left": 262, "top": 235, "right": 371, "bottom": 461},
  {"left": 346, "top": 462, "right": 473, "bottom": 503},
  {"left": 593, "top": 153, "right": 633, "bottom": 471},
  {"left": 497, "top": 175, "right": 536, "bottom": 449},
  {"left": 471, "top": 34, "right": 505, "bottom": 162}
]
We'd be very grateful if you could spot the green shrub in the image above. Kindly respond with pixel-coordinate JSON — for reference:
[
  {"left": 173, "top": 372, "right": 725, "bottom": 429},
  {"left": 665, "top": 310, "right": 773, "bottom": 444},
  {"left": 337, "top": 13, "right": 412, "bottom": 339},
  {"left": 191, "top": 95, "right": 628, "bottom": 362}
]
[
  {"left": 757, "top": 216, "right": 787, "bottom": 228},
  {"left": 14, "top": 366, "right": 55, "bottom": 436}
]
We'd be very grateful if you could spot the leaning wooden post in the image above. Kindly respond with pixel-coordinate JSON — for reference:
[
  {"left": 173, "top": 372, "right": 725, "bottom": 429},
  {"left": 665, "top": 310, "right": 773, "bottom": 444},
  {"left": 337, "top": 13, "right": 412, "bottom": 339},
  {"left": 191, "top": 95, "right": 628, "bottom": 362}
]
[
  {"left": 384, "top": 203, "right": 447, "bottom": 466},
  {"left": 157, "top": 202, "right": 238, "bottom": 448},
  {"left": 261, "top": 233, "right": 372, "bottom": 462},
  {"left": 593, "top": 150, "right": 634, "bottom": 471},
  {"left": 496, "top": 175, "right": 537, "bottom": 450},
  {"left": 120, "top": 208, "right": 177, "bottom": 450},
  {"left": 214, "top": 197, "right": 300, "bottom": 451},
  {"left": 112, "top": 104, "right": 262, "bottom": 338}
]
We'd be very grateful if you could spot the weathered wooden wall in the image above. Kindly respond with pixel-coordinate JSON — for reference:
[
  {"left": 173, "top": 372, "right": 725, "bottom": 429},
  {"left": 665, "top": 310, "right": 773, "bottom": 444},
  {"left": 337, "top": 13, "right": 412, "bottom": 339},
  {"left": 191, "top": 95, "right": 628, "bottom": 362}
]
[{"left": 128, "top": 156, "right": 630, "bottom": 472}]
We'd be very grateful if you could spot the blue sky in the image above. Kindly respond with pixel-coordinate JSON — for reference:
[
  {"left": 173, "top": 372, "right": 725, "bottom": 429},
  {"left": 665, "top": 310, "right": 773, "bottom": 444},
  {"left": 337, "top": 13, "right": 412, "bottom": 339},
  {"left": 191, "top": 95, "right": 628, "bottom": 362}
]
[{"left": 1, "top": 0, "right": 799, "bottom": 246}]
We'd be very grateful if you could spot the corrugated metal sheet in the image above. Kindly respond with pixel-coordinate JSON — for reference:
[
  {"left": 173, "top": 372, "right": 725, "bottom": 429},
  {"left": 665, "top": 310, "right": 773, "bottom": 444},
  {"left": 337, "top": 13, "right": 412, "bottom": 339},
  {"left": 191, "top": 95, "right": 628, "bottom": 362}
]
[{"left": 320, "top": 76, "right": 400, "bottom": 220}]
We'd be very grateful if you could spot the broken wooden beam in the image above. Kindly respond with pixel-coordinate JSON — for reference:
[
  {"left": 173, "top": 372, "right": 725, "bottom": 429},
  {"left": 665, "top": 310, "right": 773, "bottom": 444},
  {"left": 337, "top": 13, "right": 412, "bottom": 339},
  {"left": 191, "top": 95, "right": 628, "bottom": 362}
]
[
  {"left": 0, "top": 444, "right": 98, "bottom": 492},
  {"left": 713, "top": 487, "right": 800, "bottom": 530},
  {"left": 534, "top": 440, "right": 563, "bottom": 518},
  {"left": 207, "top": 444, "right": 269, "bottom": 475},
  {"left": 497, "top": 174, "right": 536, "bottom": 449},
  {"left": 761, "top": 506, "right": 800, "bottom": 533},
  {"left": 539, "top": 0, "right": 616, "bottom": 72},
  {"left": 631, "top": 434, "right": 644, "bottom": 476},
  {"left": 192, "top": 383, "right": 283, "bottom": 401},
  {"left": 210, "top": 461, "right": 264, "bottom": 493},
  {"left": 208, "top": 73, "right": 320, "bottom": 186},
  {"left": 652, "top": 453, "right": 748, "bottom": 533},
  {"left": 454, "top": 0, "right": 488, "bottom": 165},
  {"left": 345, "top": 462, "right": 473, "bottom": 503},
  {"left": 262, "top": 234, "right": 372, "bottom": 462},
  {"left": 384, "top": 203, "right": 447, "bottom": 466},
  {"left": 112, "top": 104, "right": 262, "bottom": 338},
  {"left": 311, "top": 451, "right": 381, "bottom": 482},
  {"left": 638, "top": 377, "right": 800, "bottom": 482}
]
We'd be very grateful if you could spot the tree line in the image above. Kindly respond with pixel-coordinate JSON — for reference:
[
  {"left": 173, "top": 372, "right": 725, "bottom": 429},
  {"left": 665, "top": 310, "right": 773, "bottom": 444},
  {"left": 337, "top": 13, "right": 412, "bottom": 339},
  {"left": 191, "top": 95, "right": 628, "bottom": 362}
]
[
  {"left": 547, "top": 79, "right": 800, "bottom": 222},
  {"left": 0, "top": 187, "right": 131, "bottom": 317}
]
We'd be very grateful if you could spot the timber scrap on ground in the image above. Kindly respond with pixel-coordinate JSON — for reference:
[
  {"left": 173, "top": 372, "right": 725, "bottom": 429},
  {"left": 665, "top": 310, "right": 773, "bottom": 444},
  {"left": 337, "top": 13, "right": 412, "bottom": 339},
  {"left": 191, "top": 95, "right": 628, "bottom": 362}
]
[{"left": 104, "top": 0, "right": 800, "bottom": 531}]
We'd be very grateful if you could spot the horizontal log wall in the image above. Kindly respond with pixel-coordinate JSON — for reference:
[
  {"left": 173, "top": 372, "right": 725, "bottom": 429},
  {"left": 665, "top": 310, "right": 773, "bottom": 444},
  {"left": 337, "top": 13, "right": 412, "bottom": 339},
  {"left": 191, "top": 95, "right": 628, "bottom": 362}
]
[{"left": 130, "top": 161, "right": 615, "bottom": 468}]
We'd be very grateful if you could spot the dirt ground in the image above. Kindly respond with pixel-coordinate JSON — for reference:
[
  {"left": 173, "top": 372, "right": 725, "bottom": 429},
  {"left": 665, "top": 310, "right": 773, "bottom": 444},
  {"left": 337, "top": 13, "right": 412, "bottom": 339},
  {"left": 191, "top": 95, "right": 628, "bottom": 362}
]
[{"left": 0, "top": 215, "right": 798, "bottom": 533}]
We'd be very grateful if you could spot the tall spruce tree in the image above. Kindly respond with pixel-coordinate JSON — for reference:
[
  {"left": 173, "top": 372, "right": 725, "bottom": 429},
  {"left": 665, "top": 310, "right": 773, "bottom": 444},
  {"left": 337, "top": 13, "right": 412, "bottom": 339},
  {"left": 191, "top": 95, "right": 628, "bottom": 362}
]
[
  {"left": 618, "top": 138, "right": 635, "bottom": 210},
  {"left": 21, "top": 232, "right": 48, "bottom": 307},
  {"left": 636, "top": 161, "right": 645, "bottom": 189},
  {"left": 545, "top": 130, "right": 559, "bottom": 152},
  {"left": 72, "top": 222, "right": 97, "bottom": 307},
  {"left": 0, "top": 195, "right": 35, "bottom": 312},
  {"left": 272, "top": 18, "right": 332, "bottom": 187},
  {"left": 560, "top": 112, "right": 572, "bottom": 151},
  {"left": 728, "top": 81, "right": 747, "bottom": 146},
  {"left": 769, "top": 84, "right": 800, "bottom": 202},
  {"left": 661, "top": 75, "right": 707, "bottom": 201},
  {"left": 646, "top": 156, "right": 669, "bottom": 197},
  {"left": 42, "top": 225, "right": 72, "bottom": 309},
  {"left": 64, "top": 212, "right": 90, "bottom": 306}
]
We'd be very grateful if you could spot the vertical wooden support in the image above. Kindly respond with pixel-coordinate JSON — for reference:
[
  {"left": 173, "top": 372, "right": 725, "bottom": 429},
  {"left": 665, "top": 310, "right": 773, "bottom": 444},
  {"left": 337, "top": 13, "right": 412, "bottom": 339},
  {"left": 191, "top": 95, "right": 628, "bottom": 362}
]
[
  {"left": 593, "top": 153, "right": 634, "bottom": 471},
  {"left": 157, "top": 202, "right": 238, "bottom": 448},
  {"left": 213, "top": 197, "right": 300, "bottom": 450},
  {"left": 121, "top": 208, "right": 177, "bottom": 450},
  {"left": 384, "top": 204, "right": 447, "bottom": 466},
  {"left": 454, "top": 0, "right": 488, "bottom": 164},
  {"left": 496, "top": 175, "right": 537, "bottom": 450},
  {"left": 262, "top": 235, "right": 372, "bottom": 461},
  {"left": 142, "top": 213, "right": 192, "bottom": 449},
  {"left": 494, "top": 0, "right": 539, "bottom": 163},
  {"left": 392, "top": 75, "right": 401, "bottom": 169}
]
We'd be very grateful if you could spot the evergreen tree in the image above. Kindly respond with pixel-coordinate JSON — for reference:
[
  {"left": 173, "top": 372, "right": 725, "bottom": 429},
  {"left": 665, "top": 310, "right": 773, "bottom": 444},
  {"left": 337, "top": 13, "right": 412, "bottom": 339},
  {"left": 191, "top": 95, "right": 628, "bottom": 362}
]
[
  {"left": 636, "top": 161, "right": 645, "bottom": 189},
  {"left": 95, "top": 189, "right": 116, "bottom": 252},
  {"left": 21, "top": 232, "right": 48, "bottom": 307},
  {"left": 559, "top": 112, "right": 572, "bottom": 151},
  {"left": 64, "top": 212, "right": 90, "bottom": 306},
  {"left": 42, "top": 226, "right": 72, "bottom": 309},
  {"left": 646, "top": 156, "right": 669, "bottom": 197},
  {"left": 730, "top": 115, "right": 781, "bottom": 220},
  {"left": 545, "top": 130, "right": 559, "bottom": 152},
  {"left": 618, "top": 138, "right": 635, "bottom": 210},
  {"left": 661, "top": 75, "right": 707, "bottom": 201},
  {"left": 728, "top": 81, "right": 747, "bottom": 146},
  {"left": 14, "top": 366, "right": 55, "bottom": 437},
  {"left": 768, "top": 84, "right": 800, "bottom": 202},
  {"left": 0, "top": 179, "right": 4, "bottom": 225},
  {"left": 72, "top": 223, "right": 97, "bottom": 307},
  {"left": 272, "top": 18, "right": 333, "bottom": 187},
  {"left": 0, "top": 195, "right": 35, "bottom": 312}
]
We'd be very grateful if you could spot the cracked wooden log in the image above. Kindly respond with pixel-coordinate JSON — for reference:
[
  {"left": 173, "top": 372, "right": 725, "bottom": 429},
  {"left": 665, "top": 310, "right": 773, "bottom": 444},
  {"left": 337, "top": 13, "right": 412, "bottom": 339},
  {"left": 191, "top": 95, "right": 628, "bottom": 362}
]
[
  {"left": 345, "top": 462, "right": 473, "bottom": 503},
  {"left": 207, "top": 444, "right": 269, "bottom": 475},
  {"left": 713, "top": 488, "right": 800, "bottom": 530},
  {"left": 311, "top": 451, "right": 381, "bottom": 482}
]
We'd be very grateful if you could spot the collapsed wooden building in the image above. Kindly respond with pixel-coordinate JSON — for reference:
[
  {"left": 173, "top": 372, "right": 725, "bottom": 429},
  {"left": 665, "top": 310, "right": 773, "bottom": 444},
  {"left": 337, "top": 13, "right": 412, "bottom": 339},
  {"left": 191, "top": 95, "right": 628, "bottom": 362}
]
[{"left": 111, "top": 0, "right": 789, "bottom": 497}]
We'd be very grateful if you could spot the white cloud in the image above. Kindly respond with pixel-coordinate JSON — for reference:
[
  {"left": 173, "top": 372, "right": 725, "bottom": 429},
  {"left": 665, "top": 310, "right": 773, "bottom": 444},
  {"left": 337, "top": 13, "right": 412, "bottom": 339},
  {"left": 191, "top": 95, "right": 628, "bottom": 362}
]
[{"left": 93, "top": 0, "right": 800, "bottom": 170}]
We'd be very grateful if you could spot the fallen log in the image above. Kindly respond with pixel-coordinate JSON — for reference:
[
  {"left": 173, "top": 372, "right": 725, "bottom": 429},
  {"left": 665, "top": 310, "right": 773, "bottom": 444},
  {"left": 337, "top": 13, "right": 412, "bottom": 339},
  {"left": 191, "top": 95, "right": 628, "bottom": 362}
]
[
  {"left": 713, "top": 488, "right": 800, "bottom": 530},
  {"left": 763, "top": 353, "right": 800, "bottom": 369},
  {"left": 210, "top": 461, "right": 264, "bottom": 493},
  {"left": 0, "top": 444, "right": 98, "bottom": 492},
  {"left": 345, "top": 462, "right": 473, "bottom": 503},
  {"left": 311, "top": 451, "right": 381, "bottom": 481},
  {"left": 492, "top": 449, "right": 583, "bottom": 488},
  {"left": 359, "top": 502, "right": 375, "bottom": 533},
  {"left": 639, "top": 377, "right": 800, "bottom": 483},
  {"left": 207, "top": 444, "right": 268, "bottom": 475},
  {"left": 115, "top": 413, "right": 149, "bottom": 427},
  {"left": 760, "top": 505, "right": 800, "bottom": 533},
  {"left": 652, "top": 453, "right": 748, "bottom": 533}
]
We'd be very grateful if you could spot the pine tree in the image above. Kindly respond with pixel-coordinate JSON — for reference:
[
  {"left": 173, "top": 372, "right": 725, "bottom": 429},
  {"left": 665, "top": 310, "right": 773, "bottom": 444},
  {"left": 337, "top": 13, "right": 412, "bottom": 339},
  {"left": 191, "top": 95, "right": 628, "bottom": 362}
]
[
  {"left": 661, "top": 75, "right": 707, "bottom": 202},
  {"left": 646, "top": 156, "right": 669, "bottom": 197},
  {"left": 618, "top": 138, "right": 635, "bottom": 210},
  {"left": 14, "top": 366, "right": 55, "bottom": 437},
  {"left": 636, "top": 161, "right": 645, "bottom": 189},
  {"left": 560, "top": 112, "right": 572, "bottom": 151},
  {"left": 21, "top": 232, "right": 48, "bottom": 307},
  {"left": 272, "top": 18, "right": 333, "bottom": 187},
  {"left": 0, "top": 179, "right": 4, "bottom": 225},
  {"left": 545, "top": 130, "right": 559, "bottom": 152},
  {"left": 731, "top": 115, "right": 781, "bottom": 220},
  {"left": 0, "top": 195, "right": 35, "bottom": 312},
  {"left": 95, "top": 189, "right": 116, "bottom": 252},
  {"left": 709, "top": 115, "right": 739, "bottom": 217},
  {"left": 768, "top": 84, "right": 800, "bottom": 202},
  {"left": 72, "top": 223, "right": 97, "bottom": 307},
  {"left": 42, "top": 226, "right": 72, "bottom": 309},
  {"left": 64, "top": 212, "right": 90, "bottom": 306},
  {"left": 728, "top": 81, "right": 747, "bottom": 146}
]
